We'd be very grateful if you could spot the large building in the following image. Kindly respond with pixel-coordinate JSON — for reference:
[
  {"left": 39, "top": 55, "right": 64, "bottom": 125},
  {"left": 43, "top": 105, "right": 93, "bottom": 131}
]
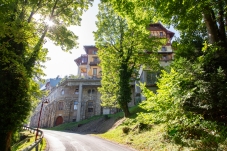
[
  {"left": 135, "top": 23, "right": 175, "bottom": 102},
  {"left": 75, "top": 46, "right": 102, "bottom": 79},
  {"left": 30, "top": 46, "right": 135, "bottom": 128},
  {"left": 30, "top": 23, "right": 174, "bottom": 128}
]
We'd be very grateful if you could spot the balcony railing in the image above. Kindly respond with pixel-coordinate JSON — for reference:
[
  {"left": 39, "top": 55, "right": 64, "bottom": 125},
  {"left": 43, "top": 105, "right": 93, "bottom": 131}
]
[{"left": 89, "top": 61, "right": 100, "bottom": 66}]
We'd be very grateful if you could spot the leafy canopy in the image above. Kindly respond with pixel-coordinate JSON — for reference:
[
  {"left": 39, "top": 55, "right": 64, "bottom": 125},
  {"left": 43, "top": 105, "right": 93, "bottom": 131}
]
[
  {"left": 0, "top": 0, "right": 92, "bottom": 150},
  {"left": 94, "top": 1, "right": 163, "bottom": 117}
]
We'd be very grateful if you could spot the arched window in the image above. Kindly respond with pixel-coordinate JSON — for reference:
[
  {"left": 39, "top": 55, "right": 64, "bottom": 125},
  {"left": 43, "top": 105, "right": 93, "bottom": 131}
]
[
  {"left": 88, "top": 89, "right": 91, "bottom": 94},
  {"left": 88, "top": 89, "right": 95, "bottom": 94},
  {"left": 92, "top": 89, "right": 95, "bottom": 94}
]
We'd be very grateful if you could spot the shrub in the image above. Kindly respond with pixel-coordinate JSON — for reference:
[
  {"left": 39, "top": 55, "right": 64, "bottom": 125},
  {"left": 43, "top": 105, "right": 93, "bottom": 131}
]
[{"left": 122, "top": 127, "right": 130, "bottom": 134}]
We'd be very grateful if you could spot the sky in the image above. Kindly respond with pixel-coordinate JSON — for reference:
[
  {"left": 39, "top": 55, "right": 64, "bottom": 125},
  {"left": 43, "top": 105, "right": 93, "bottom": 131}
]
[
  {"left": 43, "top": 0, "right": 100, "bottom": 78},
  {"left": 43, "top": 0, "right": 179, "bottom": 79}
]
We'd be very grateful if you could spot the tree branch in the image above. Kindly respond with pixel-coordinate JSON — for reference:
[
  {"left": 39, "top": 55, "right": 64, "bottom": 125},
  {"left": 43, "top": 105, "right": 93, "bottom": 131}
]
[
  {"left": 217, "top": 0, "right": 227, "bottom": 45},
  {"left": 203, "top": 6, "right": 219, "bottom": 44},
  {"left": 28, "top": 0, "right": 43, "bottom": 23}
]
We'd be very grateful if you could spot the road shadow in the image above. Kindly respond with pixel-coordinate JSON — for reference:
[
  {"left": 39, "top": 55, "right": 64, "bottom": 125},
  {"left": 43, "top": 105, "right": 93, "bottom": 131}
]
[{"left": 66, "top": 116, "right": 124, "bottom": 134}]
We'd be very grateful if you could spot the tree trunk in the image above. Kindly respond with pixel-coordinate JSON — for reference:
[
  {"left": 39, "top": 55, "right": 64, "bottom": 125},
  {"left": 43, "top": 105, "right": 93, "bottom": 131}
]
[
  {"left": 0, "top": 131, "right": 12, "bottom": 151},
  {"left": 118, "top": 63, "right": 132, "bottom": 117},
  {"left": 203, "top": 6, "right": 219, "bottom": 44},
  {"left": 122, "top": 102, "right": 131, "bottom": 117}
]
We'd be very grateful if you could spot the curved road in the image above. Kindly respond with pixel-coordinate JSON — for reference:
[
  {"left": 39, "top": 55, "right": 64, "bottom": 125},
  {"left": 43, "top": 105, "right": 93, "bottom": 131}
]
[{"left": 43, "top": 129, "right": 137, "bottom": 151}]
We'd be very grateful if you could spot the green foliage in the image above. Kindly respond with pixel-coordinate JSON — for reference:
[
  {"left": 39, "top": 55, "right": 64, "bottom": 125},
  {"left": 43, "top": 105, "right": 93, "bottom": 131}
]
[
  {"left": 94, "top": 1, "right": 163, "bottom": 117},
  {"left": 100, "top": 0, "right": 227, "bottom": 149},
  {"left": 137, "top": 54, "right": 227, "bottom": 149},
  {"left": 0, "top": 0, "right": 91, "bottom": 150},
  {"left": 122, "top": 127, "right": 130, "bottom": 134},
  {"left": 11, "top": 130, "right": 20, "bottom": 146}
]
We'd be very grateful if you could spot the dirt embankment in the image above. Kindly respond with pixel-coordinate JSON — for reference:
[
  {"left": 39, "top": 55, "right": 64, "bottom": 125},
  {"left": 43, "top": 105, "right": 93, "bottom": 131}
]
[{"left": 68, "top": 117, "right": 125, "bottom": 134}]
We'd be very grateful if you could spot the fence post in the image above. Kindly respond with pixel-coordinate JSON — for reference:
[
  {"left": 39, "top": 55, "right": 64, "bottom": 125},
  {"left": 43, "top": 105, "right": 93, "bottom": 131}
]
[{"left": 35, "top": 143, "right": 39, "bottom": 151}]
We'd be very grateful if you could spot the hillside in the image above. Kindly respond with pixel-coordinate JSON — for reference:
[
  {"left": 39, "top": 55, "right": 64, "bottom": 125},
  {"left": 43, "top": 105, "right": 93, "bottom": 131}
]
[
  {"left": 49, "top": 106, "right": 227, "bottom": 151},
  {"left": 66, "top": 116, "right": 124, "bottom": 134}
]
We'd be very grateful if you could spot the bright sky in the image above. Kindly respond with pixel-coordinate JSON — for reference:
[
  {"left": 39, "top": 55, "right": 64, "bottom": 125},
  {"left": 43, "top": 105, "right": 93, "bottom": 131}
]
[{"left": 43, "top": 0, "right": 100, "bottom": 78}]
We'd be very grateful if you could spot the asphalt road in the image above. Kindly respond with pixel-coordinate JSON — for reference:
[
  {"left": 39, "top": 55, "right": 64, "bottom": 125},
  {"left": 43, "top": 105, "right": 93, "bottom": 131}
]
[{"left": 43, "top": 129, "right": 137, "bottom": 151}]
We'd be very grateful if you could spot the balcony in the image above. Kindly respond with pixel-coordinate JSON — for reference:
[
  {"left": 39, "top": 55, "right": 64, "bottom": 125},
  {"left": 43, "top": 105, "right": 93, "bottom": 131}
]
[
  {"left": 160, "top": 55, "right": 172, "bottom": 62},
  {"left": 89, "top": 61, "right": 100, "bottom": 66}
]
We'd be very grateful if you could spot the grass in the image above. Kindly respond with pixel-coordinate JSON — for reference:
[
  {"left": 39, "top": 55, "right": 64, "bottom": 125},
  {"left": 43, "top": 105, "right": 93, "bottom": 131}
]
[
  {"left": 95, "top": 106, "right": 227, "bottom": 151},
  {"left": 12, "top": 130, "right": 47, "bottom": 151},
  {"left": 39, "top": 105, "right": 227, "bottom": 150},
  {"left": 93, "top": 106, "right": 186, "bottom": 151},
  {"left": 48, "top": 115, "right": 104, "bottom": 131},
  {"left": 47, "top": 106, "right": 141, "bottom": 132}
]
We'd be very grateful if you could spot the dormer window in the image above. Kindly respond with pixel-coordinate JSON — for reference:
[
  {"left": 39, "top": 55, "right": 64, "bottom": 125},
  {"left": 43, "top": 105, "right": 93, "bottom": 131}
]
[
  {"left": 81, "top": 57, "right": 87, "bottom": 63},
  {"left": 161, "top": 46, "right": 167, "bottom": 51}
]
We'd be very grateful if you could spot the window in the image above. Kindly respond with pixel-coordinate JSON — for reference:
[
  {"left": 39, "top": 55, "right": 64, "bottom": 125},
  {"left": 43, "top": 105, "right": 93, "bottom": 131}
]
[
  {"left": 92, "top": 89, "right": 95, "bottom": 94},
  {"left": 88, "top": 101, "right": 93, "bottom": 106},
  {"left": 92, "top": 50, "right": 97, "bottom": 55},
  {"left": 88, "top": 89, "right": 95, "bottom": 94},
  {"left": 81, "top": 72, "right": 87, "bottom": 77},
  {"left": 161, "top": 46, "right": 167, "bottom": 51},
  {"left": 93, "top": 57, "right": 98, "bottom": 62},
  {"left": 74, "top": 101, "right": 78, "bottom": 110},
  {"left": 75, "top": 88, "right": 79, "bottom": 94},
  {"left": 88, "top": 89, "right": 91, "bottom": 94},
  {"left": 88, "top": 108, "right": 93, "bottom": 112},
  {"left": 147, "top": 72, "right": 159, "bottom": 85},
  {"left": 162, "top": 55, "right": 167, "bottom": 61},
  {"left": 61, "top": 89, "right": 64, "bottom": 95},
  {"left": 81, "top": 57, "right": 87, "bottom": 63},
  {"left": 160, "top": 32, "right": 163, "bottom": 37},
  {"left": 93, "top": 68, "right": 97, "bottom": 76},
  {"left": 58, "top": 102, "right": 63, "bottom": 110}
]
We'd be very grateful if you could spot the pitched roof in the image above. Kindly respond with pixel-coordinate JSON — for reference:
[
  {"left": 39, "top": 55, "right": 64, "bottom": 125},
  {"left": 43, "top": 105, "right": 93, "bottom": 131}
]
[
  {"left": 149, "top": 23, "right": 175, "bottom": 38},
  {"left": 83, "top": 45, "right": 97, "bottom": 54}
]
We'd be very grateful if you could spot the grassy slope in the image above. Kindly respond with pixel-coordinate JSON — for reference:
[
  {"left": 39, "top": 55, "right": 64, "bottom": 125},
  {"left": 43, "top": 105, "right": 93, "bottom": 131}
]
[
  {"left": 96, "top": 106, "right": 185, "bottom": 151},
  {"left": 48, "top": 115, "right": 104, "bottom": 131},
  {"left": 97, "top": 106, "right": 227, "bottom": 151},
  {"left": 46, "top": 106, "right": 227, "bottom": 151}
]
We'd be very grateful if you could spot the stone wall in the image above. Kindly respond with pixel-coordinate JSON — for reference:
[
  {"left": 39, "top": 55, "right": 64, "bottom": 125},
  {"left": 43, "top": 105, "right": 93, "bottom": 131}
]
[{"left": 30, "top": 78, "right": 135, "bottom": 128}]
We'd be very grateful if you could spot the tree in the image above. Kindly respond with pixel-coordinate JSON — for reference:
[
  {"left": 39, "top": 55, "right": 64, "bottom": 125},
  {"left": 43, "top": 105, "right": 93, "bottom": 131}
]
[
  {"left": 105, "top": 0, "right": 227, "bottom": 120},
  {"left": 94, "top": 2, "right": 162, "bottom": 117},
  {"left": 0, "top": 0, "right": 91, "bottom": 150}
]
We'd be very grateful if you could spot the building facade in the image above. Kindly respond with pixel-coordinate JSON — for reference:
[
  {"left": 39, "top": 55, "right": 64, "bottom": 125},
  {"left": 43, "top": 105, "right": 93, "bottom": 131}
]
[
  {"left": 30, "top": 78, "right": 102, "bottom": 128},
  {"left": 30, "top": 45, "right": 135, "bottom": 128},
  {"left": 30, "top": 24, "right": 173, "bottom": 128},
  {"left": 135, "top": 23, "right": 175, "bottom": 102},
  {"left": 74, "top": 46, "right": 102, "bottom": 79}
]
